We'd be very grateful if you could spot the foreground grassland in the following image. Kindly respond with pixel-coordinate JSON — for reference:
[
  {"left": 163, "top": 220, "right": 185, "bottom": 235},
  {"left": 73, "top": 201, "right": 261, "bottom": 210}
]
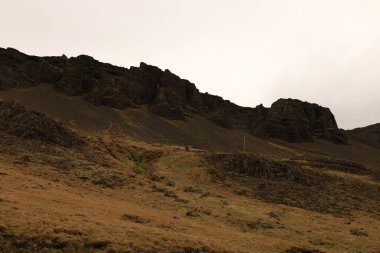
[{"left": 0, "top": 134, "right": 379, "bottom": 253}]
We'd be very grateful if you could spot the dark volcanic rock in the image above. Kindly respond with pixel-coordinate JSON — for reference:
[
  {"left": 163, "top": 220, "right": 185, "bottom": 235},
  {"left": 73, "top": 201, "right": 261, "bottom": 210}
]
[
  {"left": 207, "top": 153, "right": 313, "bottom": 184},
  {"left": 0, "top": 100, "right": 82, "bottom": 147},
  {"left": 0, "top": 47, "right": 346, "bottom": 143},
  {"left": 253, "top": 99, "right": 347, "bottom": 143}
]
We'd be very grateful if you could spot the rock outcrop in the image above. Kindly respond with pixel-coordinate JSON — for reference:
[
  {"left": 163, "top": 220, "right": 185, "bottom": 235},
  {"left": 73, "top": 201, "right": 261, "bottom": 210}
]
[
  {"left": 0, "top": 47, "right": 346, "bottom": 143},
  {"left": 0, "top": 100, "right": 82, "bottom": 147},
  {"left": 253, "top": 99, "right": 347, "bottom": 143}
]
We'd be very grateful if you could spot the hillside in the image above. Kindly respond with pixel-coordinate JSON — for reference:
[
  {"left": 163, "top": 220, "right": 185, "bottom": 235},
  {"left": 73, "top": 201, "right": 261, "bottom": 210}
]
[
  {"left": 0, "top": 47, "right": 346, "bottom": 144},
  {"left": 0, "top": 105, "right": 379, "bottom": 252},
  {"left": 0, "top": 48, "right": 379, "bottom": 253},
  {"left": 346, "top": 123, "right": 380, "bottom": 149}
]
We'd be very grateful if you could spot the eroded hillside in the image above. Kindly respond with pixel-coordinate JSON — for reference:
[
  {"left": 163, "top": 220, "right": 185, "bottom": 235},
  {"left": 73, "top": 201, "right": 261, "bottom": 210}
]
[
  {"left": 0, "top": 47, "right": 346, "bottom": 143},
  {"left": 0, "top": 48, "right": 379, "bottom": 253},
  {"left": 0, "top": 102, "right": 379, "bottom": 253}
]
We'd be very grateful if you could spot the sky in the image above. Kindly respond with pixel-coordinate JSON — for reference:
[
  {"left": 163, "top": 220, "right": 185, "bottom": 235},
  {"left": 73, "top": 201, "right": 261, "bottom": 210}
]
[{"left": 1, "top": 0, "right": 379, "bottom": 129}]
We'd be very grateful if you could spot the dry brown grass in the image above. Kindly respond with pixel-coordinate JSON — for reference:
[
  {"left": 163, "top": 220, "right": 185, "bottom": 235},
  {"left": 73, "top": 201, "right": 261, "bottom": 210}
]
[{"left": 0, "top": 134, "right": 380, "bottom": 253}]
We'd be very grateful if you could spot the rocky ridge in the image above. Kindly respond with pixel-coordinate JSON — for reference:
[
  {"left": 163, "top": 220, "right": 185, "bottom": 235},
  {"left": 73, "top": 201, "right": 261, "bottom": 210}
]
[{"left": 0, "top": 47, "right": 346, "bottom": 143}]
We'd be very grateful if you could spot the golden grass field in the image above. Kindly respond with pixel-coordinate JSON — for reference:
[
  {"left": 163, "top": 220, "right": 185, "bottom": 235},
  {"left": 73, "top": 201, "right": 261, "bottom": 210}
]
[
  {"left": 1, "top": 134, "right": 379, "bottom": 253},
  {"left": 0, "top": 86, "right": 380, "bottom": 252}
]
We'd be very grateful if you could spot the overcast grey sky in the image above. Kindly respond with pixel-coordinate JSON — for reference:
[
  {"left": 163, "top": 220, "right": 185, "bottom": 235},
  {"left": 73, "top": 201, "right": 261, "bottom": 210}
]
[{"left": 1, "top": 0, "right": 379, "bottom": 129}]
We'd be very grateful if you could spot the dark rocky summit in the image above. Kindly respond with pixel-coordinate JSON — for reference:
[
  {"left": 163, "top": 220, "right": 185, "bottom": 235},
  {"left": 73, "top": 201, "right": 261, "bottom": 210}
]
[
  {"left": 253, "top": 99, "right": 347, "bottom": 143},
  {"left": 0, "top": 47, "right": 346, "bottom": 143}
]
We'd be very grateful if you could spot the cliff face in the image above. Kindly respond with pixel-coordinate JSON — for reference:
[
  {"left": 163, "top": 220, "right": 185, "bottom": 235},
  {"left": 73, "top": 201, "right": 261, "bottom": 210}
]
[
  {"left": 0, "top": 47, "right": 346, "bottom": 143},
  {"left": 254, "top": 99, "right": 347, "bottom": 143}
]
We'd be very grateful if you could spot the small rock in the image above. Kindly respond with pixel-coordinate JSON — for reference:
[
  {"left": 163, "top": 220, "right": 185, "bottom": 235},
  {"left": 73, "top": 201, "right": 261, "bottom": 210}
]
[
  {"left": 186, "top": 210, "right": 200, "bottom": 217},
  {"left": 350, "top": 228, "right": 368, "bottom": 237},
  {"left": 164, "top": 191, "right": 178, "bottom": 198},
  {"left": 166, "top": 179, "right": 176, "bottom": 187},
  {"left": 121, "top": 214, "right": 151, "bottom": 224},
  {"left": 183, "top": 186, "right": 202, "bottom": 193}
]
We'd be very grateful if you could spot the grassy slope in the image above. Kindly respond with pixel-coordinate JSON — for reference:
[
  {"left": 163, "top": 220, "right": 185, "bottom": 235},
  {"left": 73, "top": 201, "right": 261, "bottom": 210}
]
[
  {"left": 0, "top": 135, "right": 379, "bottom": 253},
  {"left": 0, "top": 86, "right": 380, "bottom": 252}
]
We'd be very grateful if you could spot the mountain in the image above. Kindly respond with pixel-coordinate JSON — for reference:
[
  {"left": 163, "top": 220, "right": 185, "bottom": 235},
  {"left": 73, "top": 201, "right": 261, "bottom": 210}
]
[
  {"left": 0, "top": 47, "right": 380, "bottom": 253},
  {"left": 346, "top": 123, "right": 380, "bottom": 148},
  {"left": 0, "top": 47, "right": 346, "bottom": 144}
]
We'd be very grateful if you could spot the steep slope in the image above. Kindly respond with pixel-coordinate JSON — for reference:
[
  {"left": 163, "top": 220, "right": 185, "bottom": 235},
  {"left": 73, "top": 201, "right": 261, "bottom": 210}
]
[
  {"left": 0, "top": 100, "right": 82, "bottom": 147},
  {"left": 346, "top": 123, "right": 380, "bottom": 148},
  {"left": 0, "top": 85, "right": 295, "bottom": 156},
  {"left": 0, "top": 47, "right": 345, "bottom": 143}
]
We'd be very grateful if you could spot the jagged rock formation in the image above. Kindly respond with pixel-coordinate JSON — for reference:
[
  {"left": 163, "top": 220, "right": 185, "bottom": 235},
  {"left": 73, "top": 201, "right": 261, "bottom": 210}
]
[
  {"left": 0, "top": 47, "right": 346, "bottom": 143},
  {"left": 208, "top": 153, "right": 302, "bottom": 181},
  {"left": 0, "top": 100, "right": 82, "bottom": 147},
  {"left": 253, "top": 99, "right": 347, "bottom": 143}
]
